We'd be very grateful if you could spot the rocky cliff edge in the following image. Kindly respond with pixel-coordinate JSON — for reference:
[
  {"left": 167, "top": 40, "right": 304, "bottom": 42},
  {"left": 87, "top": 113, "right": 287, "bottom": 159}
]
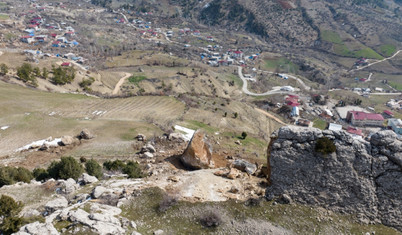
[{"left": 266, "top": 126, "right": 402, "bottom": 231}]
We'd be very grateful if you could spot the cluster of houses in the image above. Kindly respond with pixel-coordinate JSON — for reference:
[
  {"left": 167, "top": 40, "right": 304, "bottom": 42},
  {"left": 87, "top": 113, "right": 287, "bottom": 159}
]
[
  {"left": 200, "top": 49, "right": 259, "bottom": 67},
  {"left": 20, "top": 14, "right": 78, "bottom": 48},
  {"left": 386, "top": 99, "right": 402, "bottom": 110},
  {"left": 354, "top": 57, "right": 368, "bottom": 67}
]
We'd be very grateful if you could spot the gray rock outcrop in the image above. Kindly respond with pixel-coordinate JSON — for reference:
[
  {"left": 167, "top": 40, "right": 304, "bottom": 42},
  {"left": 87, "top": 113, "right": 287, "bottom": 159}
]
[
  {"left": 15, "top": 222, "right": 59, "bottom": 235},
  {"left": 45, "top": 197, "right": 68, "bottom": 213},
  {"left": 232, "top": 159, "right": 257, "bottom": 175},
  {"left": 266, "top": 126, "right": 402, "bottom": 231},
  {"left": 80, "top": 129, "right": 94, "bottom": 139}
]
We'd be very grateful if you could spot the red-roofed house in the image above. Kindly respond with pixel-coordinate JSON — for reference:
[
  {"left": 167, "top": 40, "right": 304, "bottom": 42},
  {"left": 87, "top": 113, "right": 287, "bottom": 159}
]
[
  {"left": 346, "top": 111, "right": 384, "bottom": 126},
  {"left": 347, "top": 127, "right": 363, "bottom": 136},
  {"left": 231, "top": 51, "right": 243, "bottom": 59},
  {"left": 382, "top": 110, "right": 394, "bottom": 118},
  {"left": 61, "top": 62, "right": 70, "bottom": 67}
]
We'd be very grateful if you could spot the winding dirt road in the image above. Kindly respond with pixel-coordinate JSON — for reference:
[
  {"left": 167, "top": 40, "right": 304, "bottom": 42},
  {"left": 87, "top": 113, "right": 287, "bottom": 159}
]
[
  {"left": 112, "top": 73, "right": 131, "bottom": 95},
  {"left": 352, "top": 50, "right": 401, "bottom": 71}
]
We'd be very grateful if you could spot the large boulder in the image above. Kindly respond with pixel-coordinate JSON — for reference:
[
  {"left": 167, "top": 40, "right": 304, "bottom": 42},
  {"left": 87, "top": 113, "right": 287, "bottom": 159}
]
[
  {"left": 92, "top": 186, "right": 107, "bottom": 199},
  {"left": 267, "top": 126, "right": 402, "bottom": 231},
  {"left": 58, "top": 178, "right": 78, "bottom": 194},
  {"left": 180, "top": 130, "right": 215, "bottom": 169},
  {"left": 80, "top": 129, "right": 94, "bottom": 139},
  {"left": 45, "top": 197, "right": 68, "bottom": 213},
  {"left": 78, "top": 173, "right": 98, "bottom": 185},
  {"left": 60, "top": 136, "right": 77, "bottom": 146}
]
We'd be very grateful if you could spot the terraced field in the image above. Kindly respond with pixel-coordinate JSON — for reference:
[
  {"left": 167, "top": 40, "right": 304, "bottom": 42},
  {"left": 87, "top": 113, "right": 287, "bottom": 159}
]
[{"left": 0, "top": 81, "right": 185, "bottom": 156}]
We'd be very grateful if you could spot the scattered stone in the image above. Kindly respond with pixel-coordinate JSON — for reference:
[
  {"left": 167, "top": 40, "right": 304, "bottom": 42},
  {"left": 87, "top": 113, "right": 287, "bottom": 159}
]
[
  {"left": 229, "top": 186, "right": 239, "bottom": 193},
  {"left": 45, "top": 197, "right": 68, "bottom": 213},
  {"left": 168, "top": 132, "right": 185, "bottom": 141},
  {"left": 89, "top": 213, "right": 121, "bottom": 225},
  {"left": 167, "top": 175, "right": 179, "bottom": 182},
  {"left": 154, "top": 230, "right": 164, "bottom": 235},
  {"left": 232, "top": 159, "right": 257, "bottom": 175},
  {"left": 131, "top": 232, "right": 142, "bottom": 235},
  {"left": 227, "top": 168, "right": 241, "bottom": 179},
  {"left": 58, "top": 178, "right": 78, "bottom": 194},
  {"left": 235, "top": 140, "right": 242, "bottom": 145},
  {"left": 135, "top": 134, "right": 146, "bottom": 141},
  {"left": 213, "top": 169, "right": 228, "bottom": 177},
  {"left": 142, "top": 152, "right": 154, "bottom": 158},
  {"left": 80, "top": 129, "right": 94, "bottom": 139},
  {"left": 92, "top": 186, "right": 107, "bottom": 199},
  {"left": 141, "top": 143, "right": 156, "bottom": 153},
  {"left": 277, "top": 194, "right": 292, "bottom": 204},
  {"left": 181, "top": 130, "right": 215, "bottom": 169},
  {"left": 78, "top": 173, "right": 98, "bottom": 185}
]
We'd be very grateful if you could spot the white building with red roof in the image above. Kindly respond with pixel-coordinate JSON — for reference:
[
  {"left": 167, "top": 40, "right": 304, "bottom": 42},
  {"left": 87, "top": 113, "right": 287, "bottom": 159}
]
[{"left": 346, "top": 111, "right": 384, "bottom": 127}]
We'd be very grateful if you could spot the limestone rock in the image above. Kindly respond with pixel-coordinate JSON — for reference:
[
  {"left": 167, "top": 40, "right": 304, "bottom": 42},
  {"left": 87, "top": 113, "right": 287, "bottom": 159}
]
[
  {"left": 181, "top": 130, "right": 215, "bottom": 169},
  {"left": 78, "top": 173, "right": 98, "bottom": 185},
  {"left": 80, "top": 129, "right": 94, "bottom": 139},
  {"left": 267, "top": 125, "right": 402, "bottom": 231},
  {"left": 58, "top": 178, "right": 78, "bottom": 194},
  {"left": 60, "top": 135, "right": 76, "bottom": 146},
  {"left": 15, "top": 222, "right": 59, "bottom": 235},
  {"left": 135, "top": 134, "right": 146, "bottom": 141},
  {"left": 92, "top": 186, "right": 107, "bottom": 199},
  {"left": 154, "top": 230, "right": 164, "bottom": 235},
  {"left": 141, "top": 143, "right": 156, "bottom": 153},
  {"left": 45, "top": 197, "right": 68, "bottom": 213},
  {"left": 89, "top": 213, "right": 121, "bottom": 225},
  {"left": 232, "top": 159, "right": 257, "bottom": 175},
  {"left": 168, "top": 132, "right": 185, "bottom": 141},
  {"left": 142, "top": 152, "right": 154, "bottom": 158}
]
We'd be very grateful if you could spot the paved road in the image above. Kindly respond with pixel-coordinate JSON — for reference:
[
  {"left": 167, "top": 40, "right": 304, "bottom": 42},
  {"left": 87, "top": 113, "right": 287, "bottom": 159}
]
[
  {"left": 256, "top": 69, "right": 311, "bottom": 91},
  {"left": 237, "top": 66, "right": 299, "bottom": 96},
  {"left": 351, "top": 50, "right": 401, "bottom": 71}
]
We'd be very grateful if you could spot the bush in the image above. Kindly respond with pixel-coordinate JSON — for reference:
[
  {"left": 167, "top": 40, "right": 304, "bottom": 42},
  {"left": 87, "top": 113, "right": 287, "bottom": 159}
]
[
  {"left": 200, "top": 209, "right": 222, "bottom": 228},
  {"left": 85, "top": 159, "right": 103, "bottom": 179},
  {"left": 315, "top": 137, "right": 336, "bottom": 155},
  {"left": 0, "top": 63, "right": 8, "bottom": 75},
  {"left": 80, "top": 157, "right": 87, "bottom": 163},
  {"left": 0, "top": 167, "right": 33, "bottom": 187},
  {"left": 0, "top": 195, "right": 24, "bottom": 235},
  {"left": 50, "top": 66, "right": 75, "bottom": 85},
  {"left": 47, "top": 157, "right": 84, "bottom": 180},
  {"left": 122, "top": 161, "right": 143, "bottom": 179},
  {"left": 241, "top": 131, "right": 247, "bottom": 140},
  {"left": 33, "top": 168, "right": 49, "bottom": 181},
  {"left": 158, "top": 194, "right": 178, "bottom": 213},
  {"left": 103, "top": 160, "right": 125, "bottom": 172}
]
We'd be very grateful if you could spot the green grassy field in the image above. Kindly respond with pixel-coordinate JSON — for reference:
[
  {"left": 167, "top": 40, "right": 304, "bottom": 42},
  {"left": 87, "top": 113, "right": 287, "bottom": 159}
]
[
  {"left": 264, "top": 57, "right": 299, "bottom": 74},
  {"left": 379, "top": 44, "right": 397, "bottom": 57},
  {"left": 321, "top": 30, "right": 383, "bottom": 59},
  {"left": 313, "top": 119, "right": 327, "bottom": 130},
  {"left": 0, "top": 14, "right": 9, "bottom": 20}
]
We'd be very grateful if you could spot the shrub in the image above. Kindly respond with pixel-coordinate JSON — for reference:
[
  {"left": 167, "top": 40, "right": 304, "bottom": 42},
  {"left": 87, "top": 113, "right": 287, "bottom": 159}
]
[
  {"left": 33, "top": 168, "right": 49, "bottom": 181},
  {"left": 0, "top": 195, "right": 24, "bottom": 235},
  {"left": 315, "top": 137, "right": 336, "bottom": 155},
  {"left": 85, "top": 159, "right": 103, "bottom": 179},
  {"left": 0, "top": 63, "right": 8, "bottom": 75},
  {"left": 80, "top": 157, "right": 87, "bottom": 163},
  {"left": 122, "top": 161, "right": 143, "bottom": 179},
  {"left": 158, "top": 194, "right": 178, "bottom": 213},
  {"left": 200, "top": 209, "right": 222, "bottom": 228},
  {"left": 47, "top": 157, "right": 84, "bottom": 180},
  {"left": 241, "top": 132, "right": 247, "bottom": 140},
  {"left": 0, "top": 167, "right": 33, "bottom": 187},
  {"left": 103, "top": 160, "right": 125, "bottom": 172}
]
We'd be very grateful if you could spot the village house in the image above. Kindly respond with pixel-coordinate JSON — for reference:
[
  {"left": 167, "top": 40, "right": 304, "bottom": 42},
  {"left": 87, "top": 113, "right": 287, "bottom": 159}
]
[
  {"left": 382, "top": 110, "right": 394, "bottom": 118},
  {"left": 20, "top": 36, "right": 34, "bottom": 44},
  {"left": 388, "top": 119, "right": 402, "bottom": 135},
  {"left": 231, "top": 50, "right": 243, "bottom": 59},
  {"left": 346, "top": 111, "right": 384, "bottom": 127},
  {"left": 328, "top": 123, "right": 342, "bottom": 131}
]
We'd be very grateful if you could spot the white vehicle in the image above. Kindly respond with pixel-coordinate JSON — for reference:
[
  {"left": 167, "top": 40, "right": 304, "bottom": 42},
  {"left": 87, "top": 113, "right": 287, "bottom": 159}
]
[{"left": 280, "top": 86, "right": 294, "bottom": 92}]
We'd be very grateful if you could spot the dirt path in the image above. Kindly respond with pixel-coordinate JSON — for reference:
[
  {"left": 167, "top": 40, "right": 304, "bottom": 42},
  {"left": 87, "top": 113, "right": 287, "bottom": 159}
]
[
  {"left": 112, "top": 73, "right": 131, "bottom": 95},
  {"left": 352, "top": 50, "right": 401, "bottom": 71},
  {"left": 255, "top": 108, "right": 286, "bottom": 125}
]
